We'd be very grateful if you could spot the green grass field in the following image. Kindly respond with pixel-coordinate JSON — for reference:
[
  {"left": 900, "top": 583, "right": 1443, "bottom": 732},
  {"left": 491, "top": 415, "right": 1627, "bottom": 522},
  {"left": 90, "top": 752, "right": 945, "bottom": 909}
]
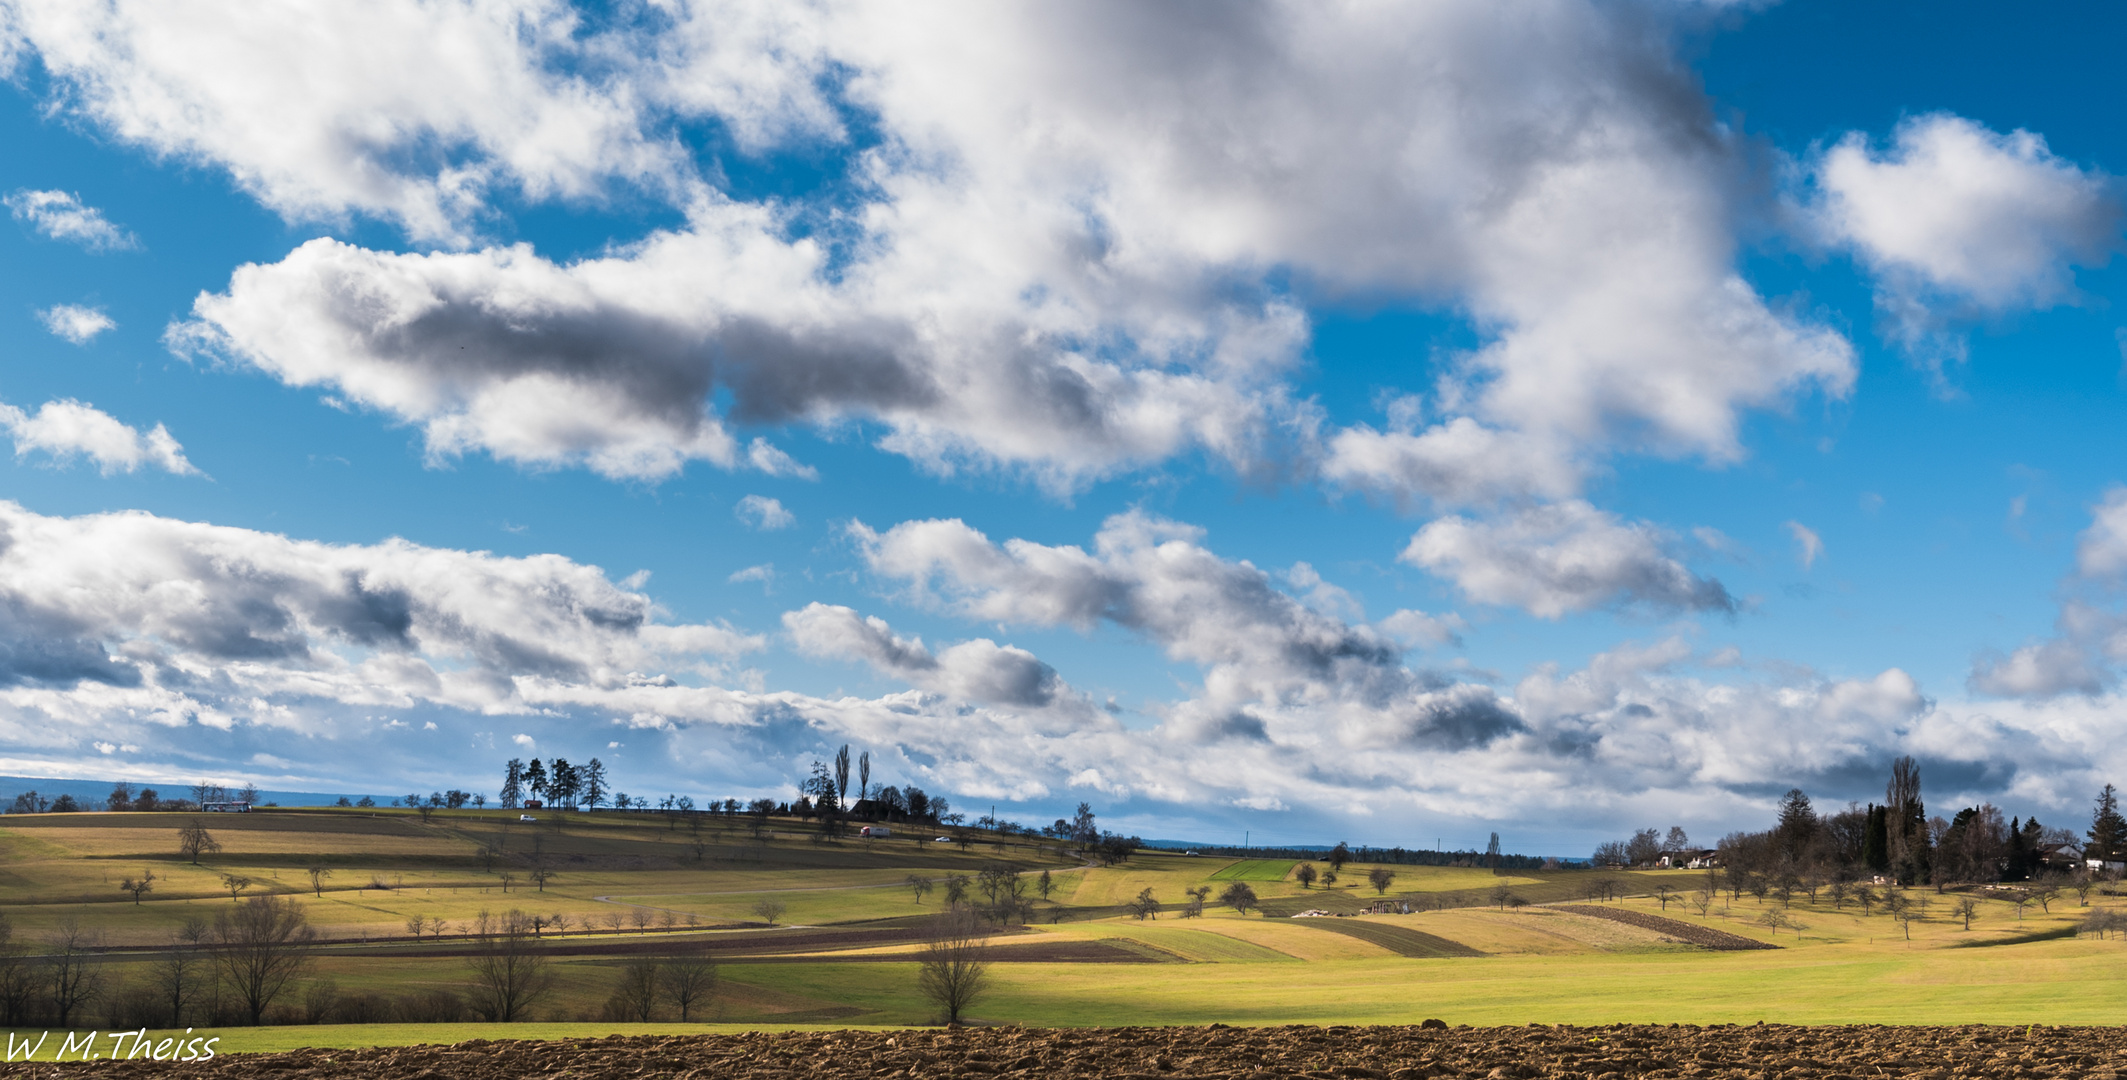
[
  {"left": 1206, "top": 859, "right": 1296, "bottom": 882},
  {"left": 0, "top": 806, "right": 2119, "bottom": 1055}
]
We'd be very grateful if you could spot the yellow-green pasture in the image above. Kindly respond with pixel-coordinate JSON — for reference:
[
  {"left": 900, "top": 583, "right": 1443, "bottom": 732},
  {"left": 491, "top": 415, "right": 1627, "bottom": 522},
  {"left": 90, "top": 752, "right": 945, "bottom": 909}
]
[
  {"left": 1, "top": 807, "right": 2122, "bottom": 1046},
  {"left": 0, "top": 808, "right": 1078, "bottom": 943}
]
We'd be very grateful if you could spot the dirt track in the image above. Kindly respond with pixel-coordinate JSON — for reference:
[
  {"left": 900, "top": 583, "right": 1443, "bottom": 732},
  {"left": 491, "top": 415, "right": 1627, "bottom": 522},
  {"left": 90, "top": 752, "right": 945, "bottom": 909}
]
[{"left": 20, "top": 1023, "right": 2125, "bottom": 1079}]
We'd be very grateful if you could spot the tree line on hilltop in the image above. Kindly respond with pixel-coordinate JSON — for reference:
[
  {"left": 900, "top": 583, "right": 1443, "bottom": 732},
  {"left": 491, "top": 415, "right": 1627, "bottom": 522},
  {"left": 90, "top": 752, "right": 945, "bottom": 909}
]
[
  {"left": 9, "top": 781, "right": 267, "bottom": 815},
  {"left": 1592, "top": 756, "right": 2121, "bottom": 892}
]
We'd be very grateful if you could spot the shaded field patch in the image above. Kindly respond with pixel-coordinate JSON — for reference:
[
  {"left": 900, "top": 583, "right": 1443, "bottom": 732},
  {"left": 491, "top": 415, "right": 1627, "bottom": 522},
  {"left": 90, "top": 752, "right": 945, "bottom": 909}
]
[
  {"left": 1553, "top": 904, "right": 1778, "bottom": 951},
  {"left": 1290, "top": 917, "right": 1486, "bottom": 957}
]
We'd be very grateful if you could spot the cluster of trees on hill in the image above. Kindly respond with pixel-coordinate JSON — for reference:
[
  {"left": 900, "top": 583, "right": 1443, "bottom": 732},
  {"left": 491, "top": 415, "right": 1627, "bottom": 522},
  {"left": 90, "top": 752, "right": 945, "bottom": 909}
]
[
  {"left": 484, "top": 747, "right": 1125, "bottom": 857},
  {"left": 1189, "top": 833, "right": 1551, "bottom": 871},
  {"left": 7, "top": 781, "right": 273, "bottom": 815},
  {"left": 1593, "top": 756, "right": 2113, "bottom": 891},
  {"left": 499, "top": 758, "right": 608, "bottom": 810},
  {"left": 791, "top": 744, "right": 953, "bottom": 828}
]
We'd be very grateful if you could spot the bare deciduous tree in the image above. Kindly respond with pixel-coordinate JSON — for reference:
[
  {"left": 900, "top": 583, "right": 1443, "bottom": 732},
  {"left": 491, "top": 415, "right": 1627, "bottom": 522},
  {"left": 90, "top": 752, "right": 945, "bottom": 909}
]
[
  {"left": 1367, "top": 867, "right": 1396, "bottom": 895},
  {"left": 0, "top": 915, "right": 31, "bottom": 1026},
  {"left": 1295, "top": 863, "right": 1318, "bottom": 889},
  {"left": 45, "top": 917, "right": 104, "bottom": 1026},
  {"left": 152, "top": 919, "right": 208, "bottom": 1026},
  {"left": 1217, "top": 882, "right": 1258, "bottom": 915},
  {"left": 222, "top": 874, "right": 252, "bottom": 901},
  {"left": 661, "top": 954, "right": 718, "bottom": 1021},
  {"left": 906, "top": 875, "right": 934, "bottom": 904},
  {"left": 306, "top": 866, "right": 332, "bottom": 896},
  {"left": 608, "top": 958, "right": 660, "bottom": 1021},
  {"left": 211, "top": 894, "right": 316, "bottom": 1025},
  {"left": 1954, "top": 896, "right": 1981, "bottom": 930},
  {"left": 465, "top": 909, "right": 556, "bottom": 1021},
  {"left": 177, "top": 819, "right": 222, "bottom": 864},
  {"left": 1129, "top": 887, "right": 1161, "bottom": 920},
  {"left": 916, "top": 908, "right": 990, "bottom": 1025},
  {"left": 302, "top": 979, "right": 339, "bottom": 1023},
  {"left": 1182, "top": 886, "right": 1209, "bottom": 918},
  {"left": 752, "top": 898, "right": 786, "bottom": 927},
  {"left": 120, "top": 869, "right": 156, "bottom": 905}
]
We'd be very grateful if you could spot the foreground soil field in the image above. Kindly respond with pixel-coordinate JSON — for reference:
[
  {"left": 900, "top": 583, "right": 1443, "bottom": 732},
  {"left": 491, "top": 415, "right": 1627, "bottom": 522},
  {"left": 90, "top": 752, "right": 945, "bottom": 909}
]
[{"left": 17, "top": 1024, "right": 2124, "bottom": 1078}]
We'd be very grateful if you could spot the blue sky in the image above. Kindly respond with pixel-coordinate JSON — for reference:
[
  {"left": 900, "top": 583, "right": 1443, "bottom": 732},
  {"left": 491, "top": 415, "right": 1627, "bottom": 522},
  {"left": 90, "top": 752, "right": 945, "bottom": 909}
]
[{"left": 1, "top": 0, "right": 2124, "bottom": 855}]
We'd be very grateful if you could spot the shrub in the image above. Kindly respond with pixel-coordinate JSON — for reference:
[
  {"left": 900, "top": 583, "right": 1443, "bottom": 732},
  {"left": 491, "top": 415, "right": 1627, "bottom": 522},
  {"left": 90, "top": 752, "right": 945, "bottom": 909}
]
[
  {"left": 396, "top": 989, "right": 467, "bottom": 1023},
  {"left": 334, "top": 993, "right": 395, "bottom": 1024}
]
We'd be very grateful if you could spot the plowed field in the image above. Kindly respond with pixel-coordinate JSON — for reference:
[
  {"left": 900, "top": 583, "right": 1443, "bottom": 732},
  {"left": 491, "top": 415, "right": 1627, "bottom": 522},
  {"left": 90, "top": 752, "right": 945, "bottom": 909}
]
[
  {"left": 27, "top": 1023, "right": 2125, "bottom": 1079},
  {"left": 1552, "top": 905, "right": 1780, "bottom": 951}
]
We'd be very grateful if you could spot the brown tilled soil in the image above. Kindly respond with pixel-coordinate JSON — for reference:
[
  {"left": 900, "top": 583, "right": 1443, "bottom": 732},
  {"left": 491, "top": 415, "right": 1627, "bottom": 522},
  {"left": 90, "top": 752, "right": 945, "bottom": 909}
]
[
  {"left": 22, "top": 1023, "right": 2127, "bottom": 1079},
  {"left": 1551, "top": 906, "right": 1779, "bottom": 951},
  {"left": 1291, "top": 919, "right": 1487, "bottom": 958}
]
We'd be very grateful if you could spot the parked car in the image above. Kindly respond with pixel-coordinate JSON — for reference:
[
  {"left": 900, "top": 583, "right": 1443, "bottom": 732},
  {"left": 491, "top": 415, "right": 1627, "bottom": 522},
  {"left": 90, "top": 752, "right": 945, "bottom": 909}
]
[{"left": 933, "top": 836, "right": 953, "bottom": 843}]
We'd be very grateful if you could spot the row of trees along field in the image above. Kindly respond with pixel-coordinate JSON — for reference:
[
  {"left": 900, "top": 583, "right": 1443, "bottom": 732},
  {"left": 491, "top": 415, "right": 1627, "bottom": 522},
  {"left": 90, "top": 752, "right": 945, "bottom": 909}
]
[
  {"left": 1594, "top": 756, "right": 2122, "bottom": 890},
  {"left": 1188, "top": 833, "right": 1552, "bottom": 872},
  {"left": 9, "top": 782, "right": 266, "bottom": 815},
  {"left": 0, "top": 893, "right": 736, "bottom": 1028}
]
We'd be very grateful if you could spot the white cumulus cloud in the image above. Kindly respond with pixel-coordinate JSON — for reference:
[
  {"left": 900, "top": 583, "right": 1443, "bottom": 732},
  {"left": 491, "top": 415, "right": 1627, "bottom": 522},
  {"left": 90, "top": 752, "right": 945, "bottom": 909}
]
[
  {"left": 36, "top": 304, "right": 116, "bottom": 344},
  {"left": 0, "top": 500, "right": 761, "bottom": 718},
  {"left": 1402, "top": 501, "right": 1734, "bottom": 619},
  {"left": 784, "top": 602, "right": 1062, "bottom": 707},
  {"left": 1971, "top": 486, "right": 2127, "bottom": 699},
  {"left": 3, "top": 189, "right": 137, "bottom": 251},
  {"left": 0, "top": 399, "right": 197, "bottom": 475},
  {"left": 734, "top": 495, "right": 793, "bottom": 531},
  {"left": 111, "top": 1, "right": 1854, "bottom": 500},
  {"left": 1814, "top": 114, "right": 2122, "bottom": 372}
]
